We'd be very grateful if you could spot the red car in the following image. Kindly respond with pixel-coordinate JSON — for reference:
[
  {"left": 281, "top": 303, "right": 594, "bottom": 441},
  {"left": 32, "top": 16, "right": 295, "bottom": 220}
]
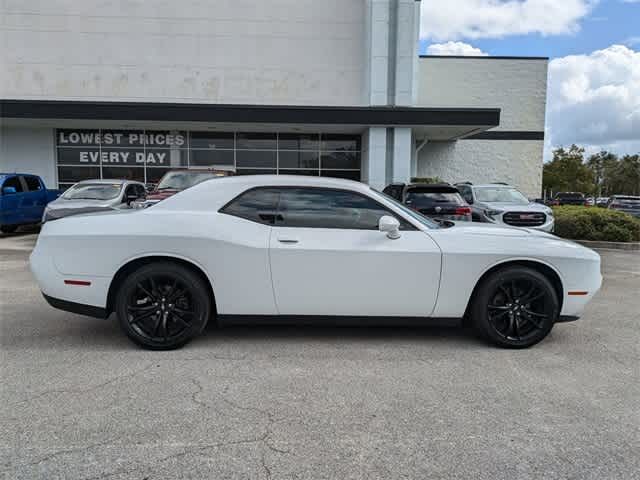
[{"left": 136, "top": 169, "right": 233, "bottom": 208}]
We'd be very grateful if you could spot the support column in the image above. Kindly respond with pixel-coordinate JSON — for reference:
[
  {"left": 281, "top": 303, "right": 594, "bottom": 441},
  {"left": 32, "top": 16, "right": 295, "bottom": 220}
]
[
  {"left": 393, "top": 0, "right": 420, "bottom": 105},
  {"left": 364, "top": 0, "right": 390, "bottom": 105},
  {"left": 391, "top": 127, "right": 412, "bottom": 183},
  {"left": 362, "top": 127, "right": 387, "bottom": 190}
]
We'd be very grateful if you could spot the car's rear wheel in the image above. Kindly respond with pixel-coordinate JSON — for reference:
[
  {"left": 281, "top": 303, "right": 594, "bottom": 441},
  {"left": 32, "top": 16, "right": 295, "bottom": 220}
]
[
  {"left": 115, "top": 262, "right": 210, "bottom": 350},
  {"left": 1, "top": 225, "right": 18, "bottom": 234},
  {"left": 471, "top": 266, "right": 559, "bottom": 348}
]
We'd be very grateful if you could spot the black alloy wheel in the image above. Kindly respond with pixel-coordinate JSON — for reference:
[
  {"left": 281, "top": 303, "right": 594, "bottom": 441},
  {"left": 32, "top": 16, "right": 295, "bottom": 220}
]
[
  {"left": 115, "top": 262, "right": 210, "bottom": 349},
  {"left": 471, "top": 266, "right": 559, "bottom": 348}
]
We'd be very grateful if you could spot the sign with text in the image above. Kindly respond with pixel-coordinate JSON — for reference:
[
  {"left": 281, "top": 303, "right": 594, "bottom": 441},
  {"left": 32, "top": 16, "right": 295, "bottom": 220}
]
[{"left": 56, "top": 130, "right": 187, "bottom": 166}]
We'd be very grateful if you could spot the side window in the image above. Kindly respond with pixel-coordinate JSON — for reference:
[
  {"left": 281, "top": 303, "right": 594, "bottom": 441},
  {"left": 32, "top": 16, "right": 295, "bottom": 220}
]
[
  {"left": 123, "top": 185, "right": 136, "bottom": 203},
  {"left": 220, "top": 188, "right": 280, "bottom": 225},
  {"left": 383, "top": 185, "right": 401, "bottom": 200},
  {"left": 24, "top": 176, "right": 42, "bottom": 191},
  {"left": 276, "top": 188, "right": 414, "bottom": 230},
  {"left": 459, "top": 186, "right": 473, "bottom": 204},
  {"left": 2, "top": 176, "right": 24, "bottom": 193}
]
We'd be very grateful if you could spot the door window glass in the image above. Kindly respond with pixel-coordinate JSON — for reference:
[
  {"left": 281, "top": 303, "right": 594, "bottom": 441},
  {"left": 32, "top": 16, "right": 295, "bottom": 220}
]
[
  {"left": 24, "top": 176, "right": 42, "bottom": 191},
  {"left": 220, "top": 188, "right": 281, "bottom": 225},
  {"left": 3, "top": 176, "right": 24, "bottom": 193},
  {"left": 276, "top": 188, "right": 413, "bottom": 230}
]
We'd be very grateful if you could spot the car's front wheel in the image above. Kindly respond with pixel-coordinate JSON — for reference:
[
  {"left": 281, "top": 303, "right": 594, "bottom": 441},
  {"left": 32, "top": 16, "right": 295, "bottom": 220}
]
[
  {"left": 471, "top": 266, "right": 559, "bottom": 348},
  {"left": 115, "top": 262, "right": 211, "bottom": 350}
]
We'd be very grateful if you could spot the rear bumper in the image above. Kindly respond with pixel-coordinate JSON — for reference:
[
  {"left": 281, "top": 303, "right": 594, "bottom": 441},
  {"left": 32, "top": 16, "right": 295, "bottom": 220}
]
[{"left": 42, "top": 293, "right": 108, "bottom": 318}]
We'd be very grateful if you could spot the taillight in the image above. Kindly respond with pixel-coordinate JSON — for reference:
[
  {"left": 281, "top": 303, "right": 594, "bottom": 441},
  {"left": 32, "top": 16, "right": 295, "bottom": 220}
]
[{"left": 455, "top": 206, "right": 471, "bottom": 216}]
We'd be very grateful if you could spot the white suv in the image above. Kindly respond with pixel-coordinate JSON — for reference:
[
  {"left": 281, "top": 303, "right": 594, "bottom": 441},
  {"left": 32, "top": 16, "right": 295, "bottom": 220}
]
[{"left": 455, "top": 183, "right": 555, "bottom": 232}]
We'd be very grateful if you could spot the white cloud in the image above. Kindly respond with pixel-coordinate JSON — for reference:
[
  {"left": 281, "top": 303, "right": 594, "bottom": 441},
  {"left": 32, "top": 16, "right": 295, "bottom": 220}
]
[
  {"left": 420, "top": 0, "right": 594, "bottom": 41},
  {"left": 624, "top": 36, "right": 640, "bottom": 46},
  {"left": 426, "top": 41, "right": 488, "bottom": 56},
  {"left": 545, "top": 45, "right": 640, "bottom": 159}
]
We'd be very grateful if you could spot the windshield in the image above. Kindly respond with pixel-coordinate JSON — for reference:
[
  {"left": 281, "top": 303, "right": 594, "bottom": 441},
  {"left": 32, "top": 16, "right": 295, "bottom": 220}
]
[
  {"left": 63, "top": 183, "right": 122, "bottom": 200},
  {"left": 156, "top": 171, "right": 216, "bottom": 190},
  {"left": 374, "top": 189, "right": 440, "bottom": 229},
  {"left": 406, "top": 190, "right": 464, "bottom": 207},
  {"left": 474, "top": 187, "right": 529, "bottom": 204}
]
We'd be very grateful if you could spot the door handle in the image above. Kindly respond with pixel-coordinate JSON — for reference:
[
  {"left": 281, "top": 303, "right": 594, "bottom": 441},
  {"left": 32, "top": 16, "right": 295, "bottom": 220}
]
[{"left": 277, "top": 238, "right": 299, "bottom": 244}]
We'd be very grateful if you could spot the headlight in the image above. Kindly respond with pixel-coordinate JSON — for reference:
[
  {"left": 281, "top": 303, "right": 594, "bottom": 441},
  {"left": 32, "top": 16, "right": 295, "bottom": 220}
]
[
  {"left": 546, "top": 209, "right": 554, "bottom": 217},
  {"left": 484, "top": 209, "right": 503, "bottom": 219}
]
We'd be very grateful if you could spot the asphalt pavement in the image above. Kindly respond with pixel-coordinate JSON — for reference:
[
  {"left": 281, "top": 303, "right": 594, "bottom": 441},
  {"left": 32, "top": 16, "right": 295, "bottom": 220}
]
[{"left": 1, "top": 233, "right": 639, "bottom": 479}]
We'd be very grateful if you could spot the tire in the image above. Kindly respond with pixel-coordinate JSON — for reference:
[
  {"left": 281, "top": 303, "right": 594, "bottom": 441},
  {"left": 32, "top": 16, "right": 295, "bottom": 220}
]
[
  {"left": 115, "top": 262, "right": 211, "bottom": 350},
  {"left": 471, "top": 266, "right": 559, "bottom": 348},
  {"left": 1, "top": 225, "right": 18, "bottom": 234}
]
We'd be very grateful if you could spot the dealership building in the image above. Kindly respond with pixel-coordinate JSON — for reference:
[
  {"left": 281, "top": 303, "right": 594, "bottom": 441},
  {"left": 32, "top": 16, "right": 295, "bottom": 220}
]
[{"left": 1, "top": 0, "right": 548, "bottom": 197}]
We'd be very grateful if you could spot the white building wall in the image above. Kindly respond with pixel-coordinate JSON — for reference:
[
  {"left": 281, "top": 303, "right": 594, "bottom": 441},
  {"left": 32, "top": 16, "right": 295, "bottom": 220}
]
[
  {"left": 416, "top": 57, "right": 548, "bottom": 131},
  {"left": 1, "top": 0, "right": 365, "bottom": 106},
  {"left": 415, "top": 57, "right": 548, "bottom": 197},
  {"left": 0, "top": 126, "right": 56, "bottom": 187},
  {"left": 416, "top": 140, "right": 544, "bottom": 199}
]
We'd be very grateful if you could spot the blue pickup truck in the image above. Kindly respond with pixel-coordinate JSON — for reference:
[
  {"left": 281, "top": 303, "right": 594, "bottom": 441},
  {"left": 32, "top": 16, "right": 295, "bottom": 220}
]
[{"left": 0, "top": 173, "right": 61, "bottom": 233}]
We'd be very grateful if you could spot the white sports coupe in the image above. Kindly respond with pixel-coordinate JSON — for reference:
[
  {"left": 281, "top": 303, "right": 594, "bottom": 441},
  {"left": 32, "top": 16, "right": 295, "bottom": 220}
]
[{"left": 30, "top": 175, "right": 602, "bottom": 350}]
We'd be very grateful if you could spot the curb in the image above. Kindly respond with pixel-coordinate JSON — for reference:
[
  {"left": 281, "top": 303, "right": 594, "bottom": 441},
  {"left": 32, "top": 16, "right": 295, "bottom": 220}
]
[{"left": 571, "top": 239, "right": 640, "bottom": 251}]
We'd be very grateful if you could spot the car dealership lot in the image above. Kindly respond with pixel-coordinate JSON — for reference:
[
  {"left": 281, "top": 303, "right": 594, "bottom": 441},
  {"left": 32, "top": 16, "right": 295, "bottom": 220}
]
[{"left": 1, "top": 234, "right": 639, "bottom": 480}]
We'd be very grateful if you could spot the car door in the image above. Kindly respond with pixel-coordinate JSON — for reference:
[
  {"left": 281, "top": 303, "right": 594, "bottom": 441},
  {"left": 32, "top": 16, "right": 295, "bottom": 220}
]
[
  {"left": 21, "top": 176, "right": 46, "bottom": 222},
  {"left": 1, "top": 176, "right": 26, "bottom": 224},
  {"left": 268, "top": 187, "right": 442, "bottom": 317}
]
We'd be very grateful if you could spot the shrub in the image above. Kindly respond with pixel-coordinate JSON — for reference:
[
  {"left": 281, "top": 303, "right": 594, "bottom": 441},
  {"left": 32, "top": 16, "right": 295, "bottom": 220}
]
[{"left": 552, "top": 206, "right": 640, "bottom": 242}]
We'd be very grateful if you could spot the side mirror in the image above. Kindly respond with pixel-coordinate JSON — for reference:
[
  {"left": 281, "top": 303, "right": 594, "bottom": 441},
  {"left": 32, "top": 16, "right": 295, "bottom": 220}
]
[
  {"left": 2, "top": 186, "right": 17, "bottom": 195},
  {"left": 379, "top": 215, "right": 401, "bottom": 239},
  {"left": 126, "top": 194, "right": 139, "bottom": 205}
]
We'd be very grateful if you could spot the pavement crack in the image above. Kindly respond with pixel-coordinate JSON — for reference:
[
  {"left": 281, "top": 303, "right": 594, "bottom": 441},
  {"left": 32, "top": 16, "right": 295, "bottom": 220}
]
[
  {"left": 190, "top": 378, "right": 209, "bottom": 409},
  {"left": 2, "top": 436, "right": 123, "bottom": 473},
  {"left": 9, "top": 363, "right": 156, "bottom": 407}
]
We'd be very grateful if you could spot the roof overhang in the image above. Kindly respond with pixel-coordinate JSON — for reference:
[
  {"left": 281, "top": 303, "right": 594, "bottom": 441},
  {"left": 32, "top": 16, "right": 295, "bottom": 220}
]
[{"left": 1, "top": 99, "right": 500, "bottom": 139}]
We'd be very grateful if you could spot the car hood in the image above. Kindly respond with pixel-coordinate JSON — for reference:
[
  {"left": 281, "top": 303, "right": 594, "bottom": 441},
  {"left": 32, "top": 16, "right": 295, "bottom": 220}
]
[
  {"left": 475, "top": 201, "right": 550, "bottom": 212},
  {"left": 46, "top": 198, "right": 116, "bottom": 210},
  {"left": 446, "top": 222, "right": 530, "bottom": 237}
]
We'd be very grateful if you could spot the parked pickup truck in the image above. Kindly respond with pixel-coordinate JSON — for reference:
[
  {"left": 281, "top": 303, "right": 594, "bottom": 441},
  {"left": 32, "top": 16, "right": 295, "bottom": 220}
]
[{"left": 0, "top": 173, "right": 61, "bottom": 233}]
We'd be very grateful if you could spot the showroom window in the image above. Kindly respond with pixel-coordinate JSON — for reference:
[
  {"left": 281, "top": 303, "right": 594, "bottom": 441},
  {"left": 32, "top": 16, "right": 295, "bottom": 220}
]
[{"left": 55, "top": 130, "right": 361, "bottom": 189}]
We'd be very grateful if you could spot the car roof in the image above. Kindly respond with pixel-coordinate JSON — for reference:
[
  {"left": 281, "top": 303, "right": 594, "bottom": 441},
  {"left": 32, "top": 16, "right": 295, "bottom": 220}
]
[
  {"left": 74, "top": 179, "right": 143, "bottom": 185},
  {"left": 470, "top": 184, "right": 515, "bottom": 189},
  {"left": 152, "top": 174, "right": 372, "bottom": 213},
  {"left": 405, "top": 183, "right": 459, "bottom": 193},
  {"left": 195, "top": 174, "right": 367, "bottom": 190}
]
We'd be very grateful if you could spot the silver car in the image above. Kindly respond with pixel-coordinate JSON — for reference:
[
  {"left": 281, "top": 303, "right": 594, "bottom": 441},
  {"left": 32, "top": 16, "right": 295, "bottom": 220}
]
[
  {"left": 455, "top": 182, "right": 555, "bottom": 232},
  {"left": 42, "top": 179, "right": 146, "bottom": 222}
]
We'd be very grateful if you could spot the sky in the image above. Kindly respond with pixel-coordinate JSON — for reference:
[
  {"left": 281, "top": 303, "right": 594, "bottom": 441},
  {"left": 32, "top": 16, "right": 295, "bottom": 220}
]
[{"left": 418, "top": 0, "right": 640, "bottom": 161}]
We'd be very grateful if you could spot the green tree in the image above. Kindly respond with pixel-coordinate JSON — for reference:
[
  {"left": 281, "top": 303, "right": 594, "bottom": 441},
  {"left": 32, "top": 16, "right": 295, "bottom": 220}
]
[
  {"left": 543, "top": 145, "right": 595, "bottom": 195},
  {"left": 606, "top": 154, "right": 640, "bottom": 195},
  {"left": 586, "top": 151, "right": 617, "bottom": 196}
]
